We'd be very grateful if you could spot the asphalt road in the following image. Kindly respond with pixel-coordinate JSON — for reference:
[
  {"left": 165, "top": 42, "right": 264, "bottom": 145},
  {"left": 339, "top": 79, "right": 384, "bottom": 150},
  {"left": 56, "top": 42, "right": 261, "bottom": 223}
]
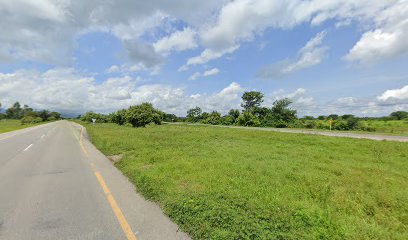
[{"left": 0, "top": 121, "right": 190, "bottom": 240}]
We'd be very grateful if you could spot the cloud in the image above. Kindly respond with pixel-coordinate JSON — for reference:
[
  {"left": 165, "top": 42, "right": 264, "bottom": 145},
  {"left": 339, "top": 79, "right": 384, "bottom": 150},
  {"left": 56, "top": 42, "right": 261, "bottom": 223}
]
[
  {"left": 257, "top": 31, "right": 328, "bottom": 79},
  {"left": 189, "top": 72, "right": 201, "bottom": 81},
  {"left": 183, "top": 45, "right": 239, "bottom": 68},
  {"left": 200, "top": 0, "right": 406, "bottom": 65},
  {"left": 188, "top": 68, "right": 220, "bottom": 80},
  {"left": 153, "top": 28, "right": 197, "bottom": 54},
  {"left": 0, "top": 0, "right": 227, "bottom": 66},
  {"left": 345, "top": 1, "right": 408, "bottom": 64},
  {"left": 1, "top": 0, "right": 406, "bottom": 68},
  {"left": 0, "top": 68, "right": 244, "bottom": 116},
  {"left": 203, "top": 68, "right": 220, "bottom": 77},
  {"left": 123, "top": 40, "right": 163, "bottom": 70},
  {"left": 377, "top": 85, "right": 408, "bottom": 104}
]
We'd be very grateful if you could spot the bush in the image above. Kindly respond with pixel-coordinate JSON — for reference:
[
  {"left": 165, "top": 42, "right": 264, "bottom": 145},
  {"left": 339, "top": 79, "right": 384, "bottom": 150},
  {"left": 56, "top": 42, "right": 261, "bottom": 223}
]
[
  {"left": 203, "top": 111, "right": 222, "bottom": 125},
  {"left": 221, "top": 116, "right": 235, "bottom": 125},
  {"left": 125, "top": 103, "right": 163, "bottom": 128},
  {"left": 332, "top": 120, "right": 349, "bottom": 130},
  {"left": 236, "top": 112, "right": 260, "bottom": 127},
  {"left": 80, "top": 112, "right": 108, "bottom": 123},
  {"left": 110, "top": 109, "right": 127, "bottom": 125},
  {"left": 21, "top": 116, "right": 42, "bottom": 125}
]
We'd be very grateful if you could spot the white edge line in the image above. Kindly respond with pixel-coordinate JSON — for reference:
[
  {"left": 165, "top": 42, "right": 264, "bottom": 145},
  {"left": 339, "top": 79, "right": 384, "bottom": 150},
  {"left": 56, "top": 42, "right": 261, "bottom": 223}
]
[{"left": 23, "top": 144, "right": 33, "bottom": 152}]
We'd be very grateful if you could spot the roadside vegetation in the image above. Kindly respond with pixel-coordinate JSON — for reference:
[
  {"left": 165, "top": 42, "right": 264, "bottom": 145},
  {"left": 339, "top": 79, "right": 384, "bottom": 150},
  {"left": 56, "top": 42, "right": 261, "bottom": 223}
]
[
  {"left": 84, "top": 122, "right": 408, "bottom": 240},
  {"left": 77, "top": 92, "right": 408, "bottom": 136},
  {"left": 0, "top": 119, "right": 46, "bottom": 134},
  {"left": 0, "top": 101, "right": 62, "bottom": 125}
]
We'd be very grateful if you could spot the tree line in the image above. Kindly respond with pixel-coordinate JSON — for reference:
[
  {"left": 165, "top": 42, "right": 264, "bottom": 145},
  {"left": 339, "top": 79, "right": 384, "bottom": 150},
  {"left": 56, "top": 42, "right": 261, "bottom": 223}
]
[
  {"left": 0, "top": 102, "right": 62, "bottom": 124},
  {"left": 77, "top": 91, "right": 407, "bottom": 131},
  {"left": 184, "top": 91, "right": 408, "bottom": 132},
  {"left": 79, "top": 103, "right": 164, "bottom": 127}
]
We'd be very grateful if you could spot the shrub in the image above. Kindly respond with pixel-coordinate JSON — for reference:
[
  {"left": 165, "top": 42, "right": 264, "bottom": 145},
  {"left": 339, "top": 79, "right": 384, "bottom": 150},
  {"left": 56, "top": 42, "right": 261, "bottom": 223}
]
[
  {"left": 236, "top": 112, "right": 260, "bottom": 127},
  {"left": 125, "top": 103, "right": 163, "bottom": 128},
  {"left": 203, "top": 111, "right": 222, "bottom": 125},
  {"left": 332, "top": 120, "right": 349, "bottom": 130},
  {"left": 21, "top": 116, "right": 42, "bottom": 125},
  {"left": 221, "top": 116, "right": 235, "bottom": 125}
]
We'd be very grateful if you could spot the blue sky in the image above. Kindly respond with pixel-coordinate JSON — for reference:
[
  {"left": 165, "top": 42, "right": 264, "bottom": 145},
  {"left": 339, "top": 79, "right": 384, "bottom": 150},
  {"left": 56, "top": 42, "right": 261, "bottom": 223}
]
[{"left": 0, "top": 0, "right": 407, "bottom": 117}]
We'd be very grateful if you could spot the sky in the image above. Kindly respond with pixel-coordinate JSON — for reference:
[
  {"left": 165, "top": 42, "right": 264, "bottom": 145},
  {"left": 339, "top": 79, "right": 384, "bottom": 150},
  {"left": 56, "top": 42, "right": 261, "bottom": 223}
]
[{"left": 0, "top": 0, "right": 407, "bottom": 117}]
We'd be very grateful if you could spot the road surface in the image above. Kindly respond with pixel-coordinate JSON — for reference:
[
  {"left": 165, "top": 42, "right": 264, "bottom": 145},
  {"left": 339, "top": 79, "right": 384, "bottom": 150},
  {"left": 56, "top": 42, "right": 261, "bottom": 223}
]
[{"left": 0, "top": 121, "right": 190, "bottom": 240}]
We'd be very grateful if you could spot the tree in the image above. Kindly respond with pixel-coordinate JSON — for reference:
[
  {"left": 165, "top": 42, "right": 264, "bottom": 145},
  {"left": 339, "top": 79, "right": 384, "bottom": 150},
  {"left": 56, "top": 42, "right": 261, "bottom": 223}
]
[
  {"left": 302, "top": 116, "right": 314, "bottom": 120},
  {"left": 39, "top": 110, "right": 50, "bottom": 121},
  {"left": 80, "top": 112, "right": 108, "bottom": 123},
  {"left": 328, "top": 114, "right": 339, "bottom": 120},
  {"left": 163, "top": 113, "right": 178, "bottom": 122},
  {"left": 110, "top": 109, "right": 127, "bottom": 125},
  {"left": 228, "top": 109, "right": 240, "bottom": 120},
  {"left": 341, "top": 114, "right": 355, "bottom": 120},
  {"left": 201, "top": 112, "right": 210, "bottom": 121},
  {"left": 6, "top": 102, "right": 23, "bottom": 119},
  {"left": 49, "top": 112, "right": 61, "bottom": 119},
  {"left": 236, "top": 112, "right": 260, "bottom": 127},
  {"left": 125, "top": 103, "right": 162, "bottom": 128},
  {"left": 268, "top": 98, "right": 297, "bottom": 128},
  {"left": 186, "top": 107, "right": 202, "bottom": 122},
  {"left": 390, "top": 111, "right": 408, "bottom": 120},
  {"left": 203, "top": 111, "right": 221, "bottom": 125},
  {"left": 241, "top": 91, "right": 264, "bottom": 113}
]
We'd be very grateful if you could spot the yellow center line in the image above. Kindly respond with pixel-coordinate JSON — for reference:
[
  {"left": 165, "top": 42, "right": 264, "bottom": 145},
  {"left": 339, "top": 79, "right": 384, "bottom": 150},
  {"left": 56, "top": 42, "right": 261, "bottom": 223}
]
[
  {"left": 94, "top": 171, "right": 138, "bottom": 240},
  {"left": 77, "top": 123, "right": 137, "bottom": 240}
]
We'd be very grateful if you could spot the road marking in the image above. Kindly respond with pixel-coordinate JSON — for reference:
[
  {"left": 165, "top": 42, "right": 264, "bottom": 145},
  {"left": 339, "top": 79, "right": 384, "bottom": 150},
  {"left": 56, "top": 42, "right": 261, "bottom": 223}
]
[
  {"left": 94, "top": 171, "right": 137, "bottom": 240},
  {"left": 23, "top": 144, "right": 33, "bottom": 151},
  {"left": 76, "top": 123, "right": 137, "bottom": 240}
]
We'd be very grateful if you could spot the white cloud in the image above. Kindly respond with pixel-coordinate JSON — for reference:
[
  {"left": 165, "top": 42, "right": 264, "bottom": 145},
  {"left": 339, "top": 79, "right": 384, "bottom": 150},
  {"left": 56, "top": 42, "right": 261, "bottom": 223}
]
[
  {"left": 377, "top": 85, "right": 408, "bottom": 103},
  {"left": 1, "top": 0, "right": 406, "bottom": 68},
  {"left": 0, "top": 68, "right": 244, "bottom": 116},
  {"left": 345, "top": 1, "right": 408, "bottom": 64},
  {"left": 257, "top": 31, "right": 328, "bottom": 79},
  {"left": 0, "top": 0, "right": 227, "bottom": 66},
  {"left": 203, "top": 68, "right": 220, "bottom": 77},
  {"left": 199, "top": 0, "right": 406, "bottom": 65},
  {"left": 183, "top": 45, "right": 239, "bottom": 68},
  {"left": 153, "top": 28, "right": 197, "bottom": 54},
  {"left": 188, "top": 68, "right": 220, "bottom": 80}
]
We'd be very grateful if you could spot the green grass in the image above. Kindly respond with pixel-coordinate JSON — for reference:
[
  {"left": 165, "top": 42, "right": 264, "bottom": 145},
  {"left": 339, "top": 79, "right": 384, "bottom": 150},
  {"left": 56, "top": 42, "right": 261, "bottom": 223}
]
[
  {"left": 361, "top": 120, "right": 408, "bottom": 136},
  {"left": 84, "top": 122, "right": 408, "bottom": 239},
  {"left": 0, "top": 119, "right": 44, "bottom": 134}
]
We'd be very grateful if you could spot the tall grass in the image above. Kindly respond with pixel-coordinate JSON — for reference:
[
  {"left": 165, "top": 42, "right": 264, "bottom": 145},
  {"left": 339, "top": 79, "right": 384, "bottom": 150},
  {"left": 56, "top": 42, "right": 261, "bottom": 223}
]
[{"left": 85, "top": 123, "right": 408, "bottom": 239}]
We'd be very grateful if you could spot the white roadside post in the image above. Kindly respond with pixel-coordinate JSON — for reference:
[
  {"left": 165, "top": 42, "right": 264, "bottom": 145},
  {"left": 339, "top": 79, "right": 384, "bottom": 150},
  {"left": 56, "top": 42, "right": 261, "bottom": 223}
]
[{"left": 92, "top": 118, "right": 96, "bottom": 124}]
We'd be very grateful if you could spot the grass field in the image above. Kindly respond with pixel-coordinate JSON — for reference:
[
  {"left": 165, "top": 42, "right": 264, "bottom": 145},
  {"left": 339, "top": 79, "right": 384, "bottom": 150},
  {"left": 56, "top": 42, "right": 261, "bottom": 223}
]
[
  {"left": 84, "top": 122, "right": 408, "bottom": 239},
  {"left": 361, "top": 120, "right": 408, "bottom": 136},
  {"left": 0, "top": 119, "right": 44, "bottom": 134}
]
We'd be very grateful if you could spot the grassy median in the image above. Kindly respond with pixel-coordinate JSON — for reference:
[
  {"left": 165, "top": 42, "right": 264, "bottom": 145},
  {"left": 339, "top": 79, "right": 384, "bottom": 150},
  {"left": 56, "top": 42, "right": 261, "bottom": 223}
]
[{"left": 84, "top": 123, "right": 408, "bottom": 239}]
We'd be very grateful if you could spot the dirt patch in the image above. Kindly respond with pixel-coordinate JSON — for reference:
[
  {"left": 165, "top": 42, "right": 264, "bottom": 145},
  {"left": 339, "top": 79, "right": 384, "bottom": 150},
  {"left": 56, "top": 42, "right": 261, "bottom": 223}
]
[{"left": 107, "top": 154, "right": 123, "bottom": 163}]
